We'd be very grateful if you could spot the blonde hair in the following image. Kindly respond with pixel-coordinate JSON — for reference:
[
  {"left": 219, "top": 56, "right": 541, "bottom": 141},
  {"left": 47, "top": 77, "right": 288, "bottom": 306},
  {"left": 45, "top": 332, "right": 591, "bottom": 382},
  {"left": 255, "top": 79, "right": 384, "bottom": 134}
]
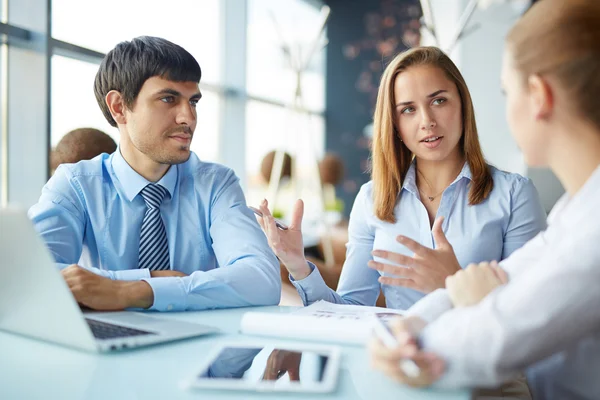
[
  {"left": 506, "top": 0, "right": 600, "bottom": 129},
  {"left": 371, "top": 46, "right": 492, "bottom": 223}
]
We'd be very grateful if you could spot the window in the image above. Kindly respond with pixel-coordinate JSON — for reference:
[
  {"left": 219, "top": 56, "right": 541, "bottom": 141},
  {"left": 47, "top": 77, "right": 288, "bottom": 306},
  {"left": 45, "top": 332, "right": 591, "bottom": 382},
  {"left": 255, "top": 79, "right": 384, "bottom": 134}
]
[
  {"left": 247, "top": 0, "right": 326, "bottom": 111},
  {"left": 52, "top": 0, "right": 222, "bottom": 85},
  {"left": 190, "top": 90, "right": 220, "bottom": 162},
  {"left": 245, "top": 0, "right": 327, "bottom": 211},
  {"left": 245, "top": 100, "right": 325, "bottom": 211},
  {"left": 2, "top": 0, "right": 325, "bottom": 208},
  {"left": 1, "top": 2, "right": 6, "bottom": 204},
  {"left": 51, "top": 55, "right": 221, "bottom": 163},
  {"left": 51, "top": 55, "right": 116, "bottom": 148},
  {"left": 0, "top": 43, "right": 6, "bottom": 205}
]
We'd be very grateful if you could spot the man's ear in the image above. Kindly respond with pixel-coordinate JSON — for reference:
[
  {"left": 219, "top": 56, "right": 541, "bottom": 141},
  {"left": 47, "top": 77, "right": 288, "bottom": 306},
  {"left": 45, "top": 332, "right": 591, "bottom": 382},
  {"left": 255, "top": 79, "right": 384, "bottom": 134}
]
[
  {"left": 528, "top": 74, "right": 554, "bottom": 121},
  {"left": 105, "top": 90, "right": 127, "bottom": 125}
]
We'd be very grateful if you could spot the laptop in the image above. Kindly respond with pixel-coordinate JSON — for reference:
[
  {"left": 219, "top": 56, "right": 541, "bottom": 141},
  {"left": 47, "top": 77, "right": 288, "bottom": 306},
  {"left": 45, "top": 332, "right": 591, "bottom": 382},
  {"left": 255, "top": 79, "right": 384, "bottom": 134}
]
[{"left": 0, "top": 208, "right": 219, "bottom": 352}]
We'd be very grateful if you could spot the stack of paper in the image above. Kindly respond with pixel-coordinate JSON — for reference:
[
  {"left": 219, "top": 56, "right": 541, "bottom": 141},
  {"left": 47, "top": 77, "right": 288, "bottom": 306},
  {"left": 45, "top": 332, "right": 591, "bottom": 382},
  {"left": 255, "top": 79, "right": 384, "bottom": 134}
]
[{"left": 240, "top": 301, "right": 404, "bottom": 345}]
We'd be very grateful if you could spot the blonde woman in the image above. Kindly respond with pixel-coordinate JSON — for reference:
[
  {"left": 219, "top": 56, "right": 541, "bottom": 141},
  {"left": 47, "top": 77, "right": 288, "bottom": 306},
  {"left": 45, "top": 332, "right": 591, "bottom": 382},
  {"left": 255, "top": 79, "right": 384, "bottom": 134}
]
[
  {"left": 369, "top": 1, "right": 600, "bottom": 399},
  {"left": 257, "top": 46, "right": 546, "bottom": 310}
]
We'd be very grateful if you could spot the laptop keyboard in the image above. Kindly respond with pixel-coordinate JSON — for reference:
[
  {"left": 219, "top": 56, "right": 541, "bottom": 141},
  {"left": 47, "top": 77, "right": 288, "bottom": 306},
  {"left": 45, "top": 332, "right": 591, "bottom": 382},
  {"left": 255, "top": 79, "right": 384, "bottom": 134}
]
[{"left": 85, "top": 318, "right": 157, "bottom": 340}]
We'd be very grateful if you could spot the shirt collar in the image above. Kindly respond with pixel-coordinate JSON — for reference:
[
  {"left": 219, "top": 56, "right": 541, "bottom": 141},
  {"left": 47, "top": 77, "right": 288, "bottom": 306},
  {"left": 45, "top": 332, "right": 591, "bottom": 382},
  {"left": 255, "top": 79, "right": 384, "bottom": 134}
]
[
  {"left": 551, "top": 163, "right": 600, "bottom": 222},
  {"left": 402, "top": 160, "right": 418, "bottom": 194},
  {"left": 401, "top": 159, "right": 472, "bottom": 194},
  {"left": 111, "top": 147, "right": 178, "bottom": 202},
  {"left": 456, "top": 161, "right": 473, "bottom": 182}
]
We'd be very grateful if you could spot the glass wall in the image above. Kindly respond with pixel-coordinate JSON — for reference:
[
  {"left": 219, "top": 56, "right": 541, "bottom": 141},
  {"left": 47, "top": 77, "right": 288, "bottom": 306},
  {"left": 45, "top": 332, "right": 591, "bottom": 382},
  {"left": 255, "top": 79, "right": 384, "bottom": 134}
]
[
  {"left": 0, "top": 0, "right": 325, "bottom": 208},
  {"left": 52, "top": 0, "right": 222, "bottom": 84},
  {"left": 0, "top": 0, "right": 7, "bottom": 205},
  {"left": 190, "top": 90, "right": 220, "bottom": 162},
  {"left": 51, "top": 56, "right": 116, "bottom": 147},
  {"left": 245, "top": 0, "right": 326, "bottom": 213},
  {"left": 0, "top": 42, "right": 6, "bottom": 206},
  {"left": 247, "top": 0, "right": 325, "bottom": 110},
  {"left": 50, "top": 0, "right": 222, "bottom": 157}
]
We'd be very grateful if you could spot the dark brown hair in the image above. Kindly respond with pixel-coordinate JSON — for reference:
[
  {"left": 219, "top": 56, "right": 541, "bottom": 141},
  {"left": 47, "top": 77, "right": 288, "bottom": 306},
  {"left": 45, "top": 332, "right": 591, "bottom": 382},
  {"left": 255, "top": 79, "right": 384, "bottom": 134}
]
[{"left": 51, "top": 128, "right": 117, "bottom": 171}]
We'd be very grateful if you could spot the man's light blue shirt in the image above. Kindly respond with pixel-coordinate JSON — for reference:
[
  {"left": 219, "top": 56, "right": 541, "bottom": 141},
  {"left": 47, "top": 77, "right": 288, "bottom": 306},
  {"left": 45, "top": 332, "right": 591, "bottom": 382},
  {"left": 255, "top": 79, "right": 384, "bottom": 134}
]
[
  {"left": 28, "top": 150, "right": 281, "bottom": 311},
  {"left": 292, "top": 162, "right": 547, "bottom": 310}
]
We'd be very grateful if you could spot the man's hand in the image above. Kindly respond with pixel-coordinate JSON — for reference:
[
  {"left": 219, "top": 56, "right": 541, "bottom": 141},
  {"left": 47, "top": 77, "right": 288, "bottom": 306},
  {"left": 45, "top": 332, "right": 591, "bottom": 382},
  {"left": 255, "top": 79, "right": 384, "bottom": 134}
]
[
  {"left": 446, "top": 261, "right": 508, "bottom": 308},
  {"left": 368, "top": 217, "right": 461, "bottom": 293},
  {"left": 61, "top": 265, "right": 154, "bottom": 310},
  {"left": 369, "top": 316, "right": 444, "bottom": 387},
  {"left": 262, "top": 350, "right": 302, "bottom": 381}
]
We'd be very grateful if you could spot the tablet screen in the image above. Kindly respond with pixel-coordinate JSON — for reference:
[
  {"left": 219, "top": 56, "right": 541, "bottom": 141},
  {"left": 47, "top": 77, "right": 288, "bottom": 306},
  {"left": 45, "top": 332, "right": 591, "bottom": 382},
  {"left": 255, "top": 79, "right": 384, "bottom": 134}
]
[{"left": 194, "top": 345, "right": 335, "bottom": 391}]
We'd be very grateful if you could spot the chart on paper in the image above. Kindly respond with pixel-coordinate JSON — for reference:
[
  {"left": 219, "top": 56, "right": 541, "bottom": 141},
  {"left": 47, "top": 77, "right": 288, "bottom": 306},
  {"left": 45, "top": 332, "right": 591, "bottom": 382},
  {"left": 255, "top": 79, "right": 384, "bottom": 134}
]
[{"left": 292, "top": 300, "right": 403, "bottom": 322}]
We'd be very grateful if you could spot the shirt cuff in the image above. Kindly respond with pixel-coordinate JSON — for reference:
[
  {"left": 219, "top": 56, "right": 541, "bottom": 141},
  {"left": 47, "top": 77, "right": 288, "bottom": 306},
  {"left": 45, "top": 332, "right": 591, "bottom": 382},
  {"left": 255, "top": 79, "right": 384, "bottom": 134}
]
[
  {"left": 141, "top": 277, "right": 186, "bottom": 311},
  {"left": 66, "top": 263, "right": 151, "bottom": 281},
  {"left": 69, "top": 264, "right": 114, "bottom": 279},
  {"left": 289, "top": 262, "right": 332, "bottom": 305},
  {"left": 113, "top": 268, "right": 151, "bottom": 281}
]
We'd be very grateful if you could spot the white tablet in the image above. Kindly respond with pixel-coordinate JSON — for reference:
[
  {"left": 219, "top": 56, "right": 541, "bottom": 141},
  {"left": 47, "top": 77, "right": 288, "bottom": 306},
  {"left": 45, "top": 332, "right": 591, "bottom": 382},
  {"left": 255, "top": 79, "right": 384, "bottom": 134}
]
[{"left": 185, "top": 341, "right": 341, "bottom": 393}]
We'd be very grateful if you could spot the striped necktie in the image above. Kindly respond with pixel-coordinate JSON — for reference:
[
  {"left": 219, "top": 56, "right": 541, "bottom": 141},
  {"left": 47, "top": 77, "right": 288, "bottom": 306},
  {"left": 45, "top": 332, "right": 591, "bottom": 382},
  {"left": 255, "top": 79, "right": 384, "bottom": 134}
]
[{"left": 138, "top": 184, "right": 170, "bottom": 271}]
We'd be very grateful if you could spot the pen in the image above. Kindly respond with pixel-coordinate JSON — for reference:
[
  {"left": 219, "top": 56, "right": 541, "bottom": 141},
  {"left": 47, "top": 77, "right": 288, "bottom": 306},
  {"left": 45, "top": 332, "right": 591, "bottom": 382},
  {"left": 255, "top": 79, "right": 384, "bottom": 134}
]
[
  {"left": 248, "top": 206, "right": 289, "bottom": 230},
  {"left": 371, "top": 315, "right": 421, "bottom": 378}
]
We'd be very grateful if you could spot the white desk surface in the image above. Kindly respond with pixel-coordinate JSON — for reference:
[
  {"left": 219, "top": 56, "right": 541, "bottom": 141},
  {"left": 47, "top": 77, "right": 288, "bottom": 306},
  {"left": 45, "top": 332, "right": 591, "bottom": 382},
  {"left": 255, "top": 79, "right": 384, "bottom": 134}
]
[{"left": 0, "top": 306, "right": 469, "bottom": 400}]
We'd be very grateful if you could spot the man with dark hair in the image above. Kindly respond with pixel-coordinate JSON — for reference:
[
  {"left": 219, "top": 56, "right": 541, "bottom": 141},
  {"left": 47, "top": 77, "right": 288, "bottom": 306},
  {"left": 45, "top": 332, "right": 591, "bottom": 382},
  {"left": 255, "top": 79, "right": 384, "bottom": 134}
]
[
  {"left": 50, "top": 127, "right": 117, "bottom": 174},
  {"left": 29, "top": 36, "right": 281, "bottom": 311}
]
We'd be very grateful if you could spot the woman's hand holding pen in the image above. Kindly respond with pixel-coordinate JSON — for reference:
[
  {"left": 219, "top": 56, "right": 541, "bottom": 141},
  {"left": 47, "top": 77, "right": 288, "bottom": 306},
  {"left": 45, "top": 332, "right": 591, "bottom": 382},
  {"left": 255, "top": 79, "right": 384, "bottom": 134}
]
[
  {"left": 256, "top": 199, "right": 312, "bottom": 280},
  {"left": 369, "top": 316, "right": 444, "bottom": 387},
  {"left": 367, "top": 217, "right": 462, "bottom": 293}
]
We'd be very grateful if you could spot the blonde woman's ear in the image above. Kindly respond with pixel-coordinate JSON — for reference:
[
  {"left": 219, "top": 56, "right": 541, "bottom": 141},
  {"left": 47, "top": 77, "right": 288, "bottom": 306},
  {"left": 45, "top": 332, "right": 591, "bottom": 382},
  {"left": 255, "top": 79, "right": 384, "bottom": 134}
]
[
  {"left": 528, "top": 74, "right": 554, "bottom": 120},
  {"left": 396, "top": 130, "right": 403, "bottom": 142}
]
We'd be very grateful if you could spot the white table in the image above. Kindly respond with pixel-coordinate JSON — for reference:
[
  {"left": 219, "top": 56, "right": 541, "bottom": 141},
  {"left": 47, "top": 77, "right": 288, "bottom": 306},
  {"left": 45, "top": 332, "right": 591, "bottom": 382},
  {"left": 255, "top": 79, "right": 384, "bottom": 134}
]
[{"left": 0, "top": 306, "right": 470, "bottom": 400}]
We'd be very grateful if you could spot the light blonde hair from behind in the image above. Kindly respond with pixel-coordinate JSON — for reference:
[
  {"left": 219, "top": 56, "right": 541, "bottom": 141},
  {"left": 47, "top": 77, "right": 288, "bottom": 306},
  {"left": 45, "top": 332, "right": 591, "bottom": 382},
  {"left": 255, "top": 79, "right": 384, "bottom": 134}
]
[{"left": 506, "top": 0, "right": 600, "bottom": 130}]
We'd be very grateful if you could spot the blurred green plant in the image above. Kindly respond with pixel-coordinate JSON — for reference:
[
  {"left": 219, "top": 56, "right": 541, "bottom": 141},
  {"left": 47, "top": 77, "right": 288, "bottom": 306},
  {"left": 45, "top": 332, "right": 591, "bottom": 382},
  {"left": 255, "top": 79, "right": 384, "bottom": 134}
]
[{"left": 324, "top": 198, "right": 344, "bottom": 213}]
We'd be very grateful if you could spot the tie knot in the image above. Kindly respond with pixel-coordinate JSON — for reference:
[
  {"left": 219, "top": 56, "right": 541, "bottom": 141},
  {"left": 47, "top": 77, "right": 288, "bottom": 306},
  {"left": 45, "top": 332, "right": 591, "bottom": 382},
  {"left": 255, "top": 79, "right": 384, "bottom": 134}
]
[{"left": 140, "top": 184, "right": 168, "bottom": 209}]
